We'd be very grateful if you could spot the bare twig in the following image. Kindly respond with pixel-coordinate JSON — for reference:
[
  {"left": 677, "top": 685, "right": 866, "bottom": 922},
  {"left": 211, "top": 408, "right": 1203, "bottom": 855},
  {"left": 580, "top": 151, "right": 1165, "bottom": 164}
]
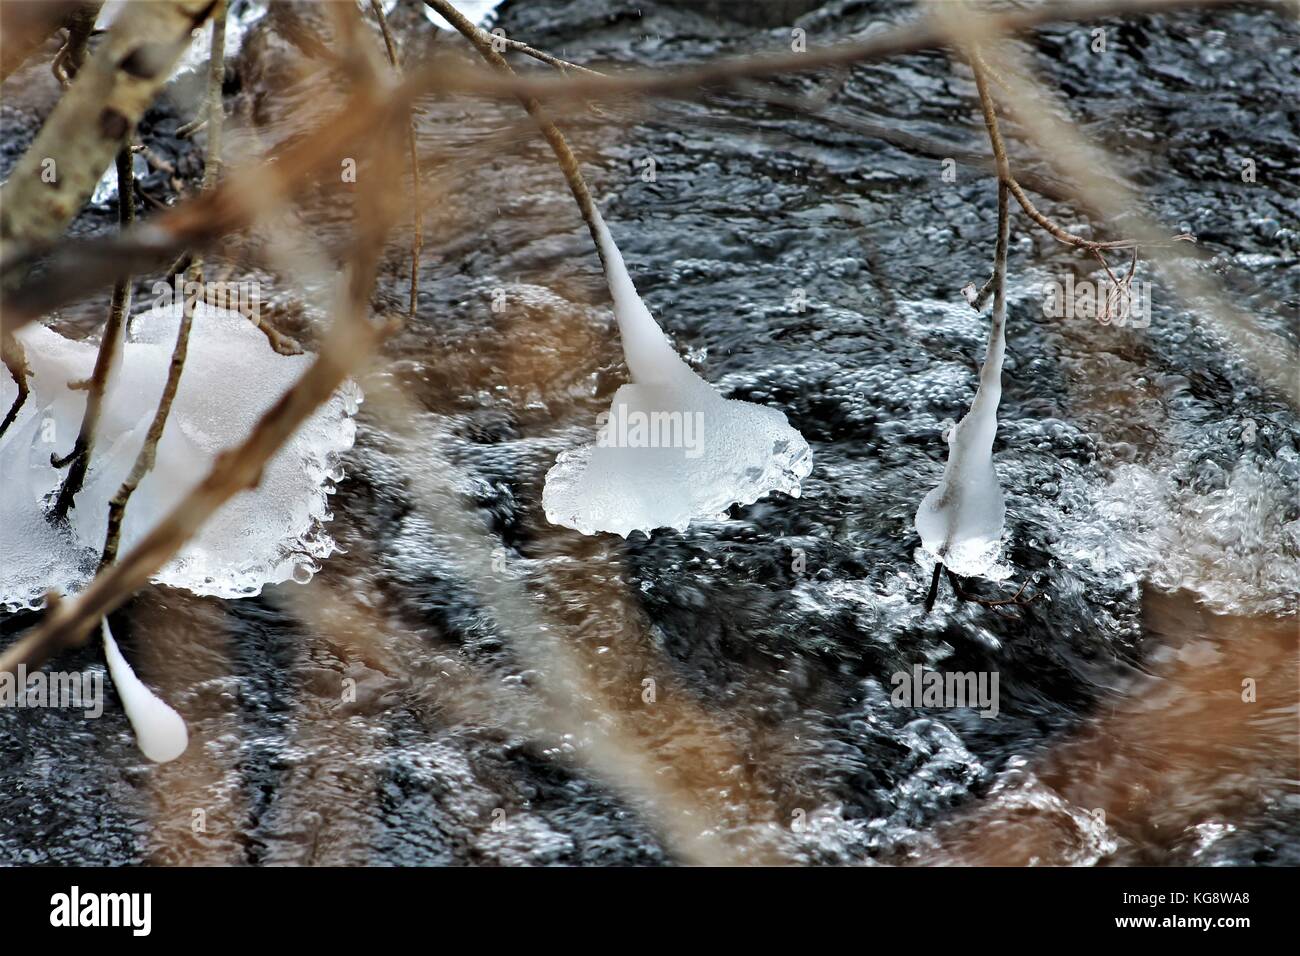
[
  {"left": 50, "top": 145, "right": 135, "bottom": 522},
  {"left": 493, "top": 34, "right": 605, "bottom": 77},
  {"left": 945, "top": 567, "right": 1041, "bottom": 620},
  {"left": 50, "top": 2, "right": 100, "bottom": 87},
  {"left": 369, "top": 0, "right": 423, "bottom": 321},
  {"left": 419, "top": 0, "right": 1251, "bottom": 105},
  {"left": 200, "top": 3, "right": 227, "bottom": 194},
  {"left": 99, "top": 0, "right": 228, "bottom": 565},
  {"left": 423, "top": 0, "right": 608, "bottom": 270},
  {"left": 947, "top": 6, "right": 1297, "bottom": 404},
  {"left": 98, "top": 261, "right": 197, "bottom": 568},
  {"left": 725, "top": 82, "right": 1081, "bottom": 206},
  {"left": 964, "top": 47, "right": 1191, "bottom": 313},
  {"left": 0, "top": 331, "right": 30, "bottom": 439},
  {"left": 175, "top": 115, "right": 208, "bottom": 139}
]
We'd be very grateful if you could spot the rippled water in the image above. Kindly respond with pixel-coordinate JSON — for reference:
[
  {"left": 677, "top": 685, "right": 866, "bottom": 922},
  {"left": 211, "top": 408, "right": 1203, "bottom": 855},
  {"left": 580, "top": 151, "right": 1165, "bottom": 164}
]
[{"left": 1, "top": 0, "right": 1296, "bottom": 865}]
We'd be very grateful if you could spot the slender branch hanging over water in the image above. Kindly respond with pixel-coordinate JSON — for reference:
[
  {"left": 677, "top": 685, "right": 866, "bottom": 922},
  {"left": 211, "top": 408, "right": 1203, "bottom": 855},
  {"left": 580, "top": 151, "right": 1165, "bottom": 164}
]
[
  {"left": 99, "top": 0, "right": 229, "bottom": 567},
  {"left": 50, "top": 145, "right": 136, "bottom": 523},
  {"left": 423, "top": 0, "right": 609, "bottom": 269},
  {"left": 369, "top": 0, "right": 424, "bottom": 321}
]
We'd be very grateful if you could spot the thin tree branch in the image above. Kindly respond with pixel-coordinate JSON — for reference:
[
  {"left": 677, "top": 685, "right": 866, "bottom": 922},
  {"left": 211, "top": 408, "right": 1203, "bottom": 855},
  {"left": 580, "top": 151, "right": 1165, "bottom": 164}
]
[
  {"left": 50, "top": 2, "right": 101, "bottom": 87},
  {"left": 423, "top": 0, "right": 608, "bottom": 271},
  {"left": 723, "top": 82, "right": 1081, "bottom": 205},
  {"left": 100, "top": 0, "right": 228, "bottom": 567},
  {"left": 0, "top": 331, "right": 30, "bottom": 440},
  {"left": 50, "top": 145, "right": 135, "bottom": 522},
  {"left": 369, "top": 0, "right": 423, "bottom": 321},
  {"left": 420, "top": 0, "right": 1253, "bottom": 105},
  {"left": 493, "top": 35, "right": 605, "bottom": 77},
  {"left": 964, "top": 47, "right": 1190, "bottom": 312},
  {"left": 98, "top": 263, "right": 196, "bottom": 568},
  {"left": 200, "top": 2, "right": 227, "bottom": 194}
]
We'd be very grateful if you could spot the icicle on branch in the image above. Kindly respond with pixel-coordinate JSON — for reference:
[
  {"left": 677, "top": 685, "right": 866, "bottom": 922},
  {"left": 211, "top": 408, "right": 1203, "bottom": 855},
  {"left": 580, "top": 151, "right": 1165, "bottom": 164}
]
[
  {"left": 0, "top": 249, "right": 394, "bottom": 676},
  {"left": 919, "top": 178, "right": 1011, "bottom": 610},
  {"left": 0, "top": 23, "right": 406, "bottom": 678},
  {"left": 428, "top": 0, "right": 811, "bottom": 537}
]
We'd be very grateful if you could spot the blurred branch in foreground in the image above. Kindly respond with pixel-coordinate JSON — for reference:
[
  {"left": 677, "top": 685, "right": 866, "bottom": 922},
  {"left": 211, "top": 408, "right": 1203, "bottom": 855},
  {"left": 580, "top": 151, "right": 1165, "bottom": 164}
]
[
  {"left": 0, "top": 0, "right": 214, "bottom": 255},
  {"left": 3, "top": 0, "right": 1268, "bottom": 333}
]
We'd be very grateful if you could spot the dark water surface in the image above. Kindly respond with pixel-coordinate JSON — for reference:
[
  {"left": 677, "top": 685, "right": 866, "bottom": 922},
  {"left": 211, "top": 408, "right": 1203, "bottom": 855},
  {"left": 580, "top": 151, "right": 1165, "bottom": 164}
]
[{"left": 1, "top": 0, "right": 1297, "bottom": 865}]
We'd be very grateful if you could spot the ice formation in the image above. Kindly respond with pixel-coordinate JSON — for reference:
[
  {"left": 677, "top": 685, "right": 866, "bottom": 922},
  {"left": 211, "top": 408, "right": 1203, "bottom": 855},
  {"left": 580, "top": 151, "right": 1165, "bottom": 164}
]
[
  {"left": 101, "top": 618, "right": 188, "bottom": 763},
  {"left": 914, "top": 299, "right": 1008, "bottom": 577},
  {"left": 0, "top": 301, "right": 359, "bottom": 609},
  {"left": 542, "top": 211, "right": 811, "bottom": 537}
]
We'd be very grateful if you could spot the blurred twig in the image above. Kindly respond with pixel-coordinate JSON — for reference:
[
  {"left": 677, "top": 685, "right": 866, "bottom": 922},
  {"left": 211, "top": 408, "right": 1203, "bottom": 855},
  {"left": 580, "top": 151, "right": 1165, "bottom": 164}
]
[
  {"left": 0, "top": 0, "right": 215, "bottom": 255},
  {"left": 420, "top": 0, "right": 1253, "bottom": 104},
  {"left": 50, "top": 1, "right": 100, "bottom": 87},
  {"left": 370, "top": 0, "right": 423, "bottom": 321}
]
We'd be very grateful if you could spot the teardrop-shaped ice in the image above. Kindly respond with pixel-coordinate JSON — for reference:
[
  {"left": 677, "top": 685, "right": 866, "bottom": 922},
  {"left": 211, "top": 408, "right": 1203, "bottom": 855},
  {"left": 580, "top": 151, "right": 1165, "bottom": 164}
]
[
  {"left": 101, "top": 618, "right": 188, "bottom": 763},
  {"left": 914, "top": 299, "right": 1007, "bottom": 576},
  {"left": 542, "top": 211, "right": 811, "bottom": 537}
]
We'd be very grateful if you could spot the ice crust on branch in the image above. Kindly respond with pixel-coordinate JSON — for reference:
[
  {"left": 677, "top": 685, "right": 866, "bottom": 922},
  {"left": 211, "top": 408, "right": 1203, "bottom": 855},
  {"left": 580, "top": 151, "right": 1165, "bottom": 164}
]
[
  {"left": 542, "top": 211, "right": 812, "bottom": 537},
  {"left": 0, "top": 303, "right": 359, "bottom": 609},
  {"left": 914, "top": 297, "right": 1008, "bottom": 577}
]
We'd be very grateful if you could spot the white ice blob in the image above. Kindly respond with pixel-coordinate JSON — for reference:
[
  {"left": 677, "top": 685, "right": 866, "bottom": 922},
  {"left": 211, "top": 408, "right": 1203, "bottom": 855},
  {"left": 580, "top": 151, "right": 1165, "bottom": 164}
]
[
  {"left": 914, "top": 299, "right": 1007, "bottom": 577},
  {"left": 542, "top": 210, "right": 811, "bottom": 537},
  {"left": 0, "top": 301, "right": 359, "bottom": 609},
  {"left": 101, "top": 618, "right": 188, "bottom": 763}
]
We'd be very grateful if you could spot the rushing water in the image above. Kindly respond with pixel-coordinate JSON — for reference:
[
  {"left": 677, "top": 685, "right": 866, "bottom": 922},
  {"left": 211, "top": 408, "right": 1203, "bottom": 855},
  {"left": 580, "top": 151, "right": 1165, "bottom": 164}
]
[{"left": 1, "top": 0, "right": 1296, "bottom": 865}]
